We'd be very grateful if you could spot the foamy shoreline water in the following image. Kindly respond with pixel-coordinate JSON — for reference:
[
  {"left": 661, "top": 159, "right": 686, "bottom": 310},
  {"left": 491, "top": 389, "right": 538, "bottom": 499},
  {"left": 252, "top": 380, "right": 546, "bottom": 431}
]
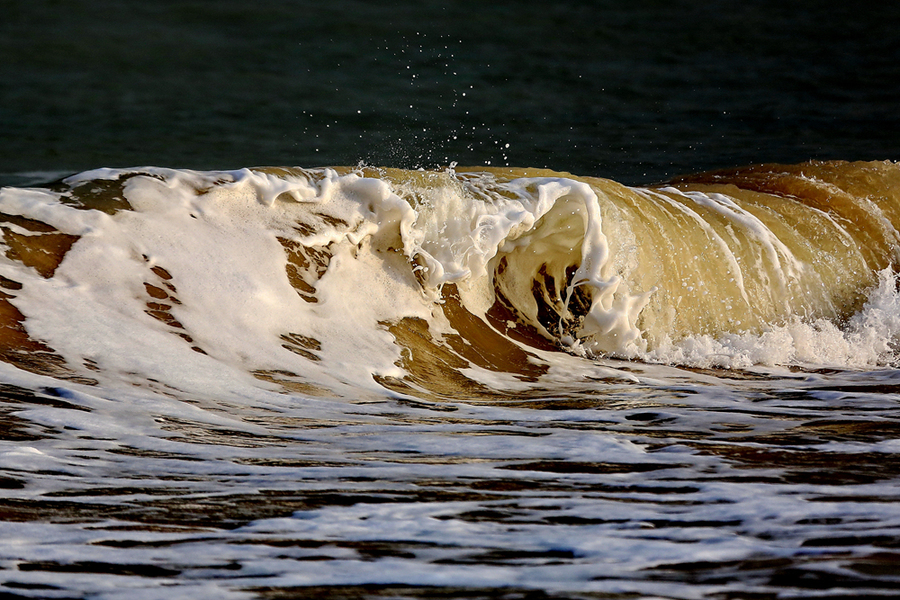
[{"left": 0, "top": 162, "right": 899, "bottom": 599}]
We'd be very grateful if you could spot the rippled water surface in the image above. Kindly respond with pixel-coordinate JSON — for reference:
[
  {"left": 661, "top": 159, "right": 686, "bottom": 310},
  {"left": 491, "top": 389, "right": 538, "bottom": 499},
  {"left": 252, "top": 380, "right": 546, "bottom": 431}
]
[{"left": 2, "top": 360, "right": 899, "bottom": 599}]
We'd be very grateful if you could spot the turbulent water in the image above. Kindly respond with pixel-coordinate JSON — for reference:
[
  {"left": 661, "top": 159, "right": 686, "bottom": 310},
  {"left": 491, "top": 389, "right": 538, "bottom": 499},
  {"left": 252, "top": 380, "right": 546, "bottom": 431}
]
[{"left": 1, "top": 160, "right": 900, "bottom": 599}]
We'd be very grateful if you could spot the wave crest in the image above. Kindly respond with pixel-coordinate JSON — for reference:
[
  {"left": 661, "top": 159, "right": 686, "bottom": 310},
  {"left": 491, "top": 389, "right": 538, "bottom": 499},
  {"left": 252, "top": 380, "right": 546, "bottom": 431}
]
[{"left": 1, "top": 160, "right": 899, "bottom": 394}]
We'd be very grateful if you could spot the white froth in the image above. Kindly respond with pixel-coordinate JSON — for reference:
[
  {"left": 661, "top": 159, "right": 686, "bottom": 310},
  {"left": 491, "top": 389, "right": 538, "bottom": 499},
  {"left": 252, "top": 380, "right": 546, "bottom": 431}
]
[
  {"left": 1, "top": 165, "right": 899, "bottom": 396},
  {"left": 641, "top": 269, "right": 900, "bottom": 369}
]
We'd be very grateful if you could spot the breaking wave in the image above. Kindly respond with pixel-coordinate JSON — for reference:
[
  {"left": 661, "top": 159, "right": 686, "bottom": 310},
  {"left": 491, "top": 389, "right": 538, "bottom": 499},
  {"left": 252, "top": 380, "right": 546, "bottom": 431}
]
[{"left": 1, "top": 160, "right": 900, "bottom": 397}]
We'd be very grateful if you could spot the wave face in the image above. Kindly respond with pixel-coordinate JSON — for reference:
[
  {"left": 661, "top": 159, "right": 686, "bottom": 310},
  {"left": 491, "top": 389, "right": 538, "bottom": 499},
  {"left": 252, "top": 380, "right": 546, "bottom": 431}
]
[{"left": 0, "top": 160, "right": 899, "bottom": 397}]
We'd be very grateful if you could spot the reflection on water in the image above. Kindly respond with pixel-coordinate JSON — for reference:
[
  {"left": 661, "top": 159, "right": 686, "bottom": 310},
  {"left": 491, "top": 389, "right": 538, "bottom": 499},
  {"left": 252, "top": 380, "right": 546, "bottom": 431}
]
[{"left": 2, "top": 365, "right": 899, "bottom": 599}]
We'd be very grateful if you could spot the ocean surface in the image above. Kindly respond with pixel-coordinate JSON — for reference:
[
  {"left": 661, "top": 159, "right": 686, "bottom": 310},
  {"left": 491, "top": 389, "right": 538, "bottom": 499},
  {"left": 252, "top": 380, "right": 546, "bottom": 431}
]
[{"left": 2, "top": 2, "right": 900, "bottom": 599}]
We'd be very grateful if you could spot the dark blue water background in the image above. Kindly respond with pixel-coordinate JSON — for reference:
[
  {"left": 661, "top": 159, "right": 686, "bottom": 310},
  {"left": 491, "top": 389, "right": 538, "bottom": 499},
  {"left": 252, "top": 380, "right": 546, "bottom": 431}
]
[{"left": 2, "top": 0, "right": 899, "bottom": 184}]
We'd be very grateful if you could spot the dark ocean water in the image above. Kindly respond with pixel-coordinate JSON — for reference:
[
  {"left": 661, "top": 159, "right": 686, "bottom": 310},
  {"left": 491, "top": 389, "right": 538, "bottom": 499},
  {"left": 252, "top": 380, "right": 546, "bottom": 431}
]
[{"left": 2, "top": 0, "right": 899, "bottom": 184}]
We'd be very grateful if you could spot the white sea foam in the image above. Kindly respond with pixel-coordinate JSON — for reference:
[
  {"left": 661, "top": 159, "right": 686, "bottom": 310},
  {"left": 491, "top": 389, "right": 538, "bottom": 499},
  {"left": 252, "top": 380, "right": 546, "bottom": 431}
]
[
  {"left": 642, "top": 268, "right": 900, "bottom": 370},
  {"left": 2, "top": 163, "right": 899, "bottom": 600},
  {"left": 1, "top": 164, "right": 899, "bottom": 401}
]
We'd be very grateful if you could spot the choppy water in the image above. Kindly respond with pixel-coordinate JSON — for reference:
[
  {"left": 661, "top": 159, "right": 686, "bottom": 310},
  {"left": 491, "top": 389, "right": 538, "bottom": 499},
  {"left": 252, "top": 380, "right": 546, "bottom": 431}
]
[
  {"left": 3, "top": 2, "right": 900, "bottom": 599},
  {"left": 0, "top": 162, "right": 898, "bottom": 599},
  {"left": 1, "top": 361, "right": 900, "bottom": 600}
]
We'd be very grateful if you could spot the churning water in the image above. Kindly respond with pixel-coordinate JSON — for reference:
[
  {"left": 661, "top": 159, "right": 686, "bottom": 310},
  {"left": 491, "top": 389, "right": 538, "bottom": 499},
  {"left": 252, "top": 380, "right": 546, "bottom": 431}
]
[{"left": 2, "top": 2, "right": 900, "bottom": 599}]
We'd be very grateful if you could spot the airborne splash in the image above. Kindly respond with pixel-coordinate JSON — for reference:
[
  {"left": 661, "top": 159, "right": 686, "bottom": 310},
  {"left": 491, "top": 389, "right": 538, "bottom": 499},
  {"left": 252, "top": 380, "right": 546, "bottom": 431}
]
[{"left": 1, "top": 160, "right": 899, "bottom": 397}]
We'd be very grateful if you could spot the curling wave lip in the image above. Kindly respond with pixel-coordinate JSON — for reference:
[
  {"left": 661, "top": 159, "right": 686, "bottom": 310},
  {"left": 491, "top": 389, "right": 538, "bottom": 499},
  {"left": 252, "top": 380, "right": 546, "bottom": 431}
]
[{"left": 0, "top": 159, "right": 898, "bottom": 397}]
